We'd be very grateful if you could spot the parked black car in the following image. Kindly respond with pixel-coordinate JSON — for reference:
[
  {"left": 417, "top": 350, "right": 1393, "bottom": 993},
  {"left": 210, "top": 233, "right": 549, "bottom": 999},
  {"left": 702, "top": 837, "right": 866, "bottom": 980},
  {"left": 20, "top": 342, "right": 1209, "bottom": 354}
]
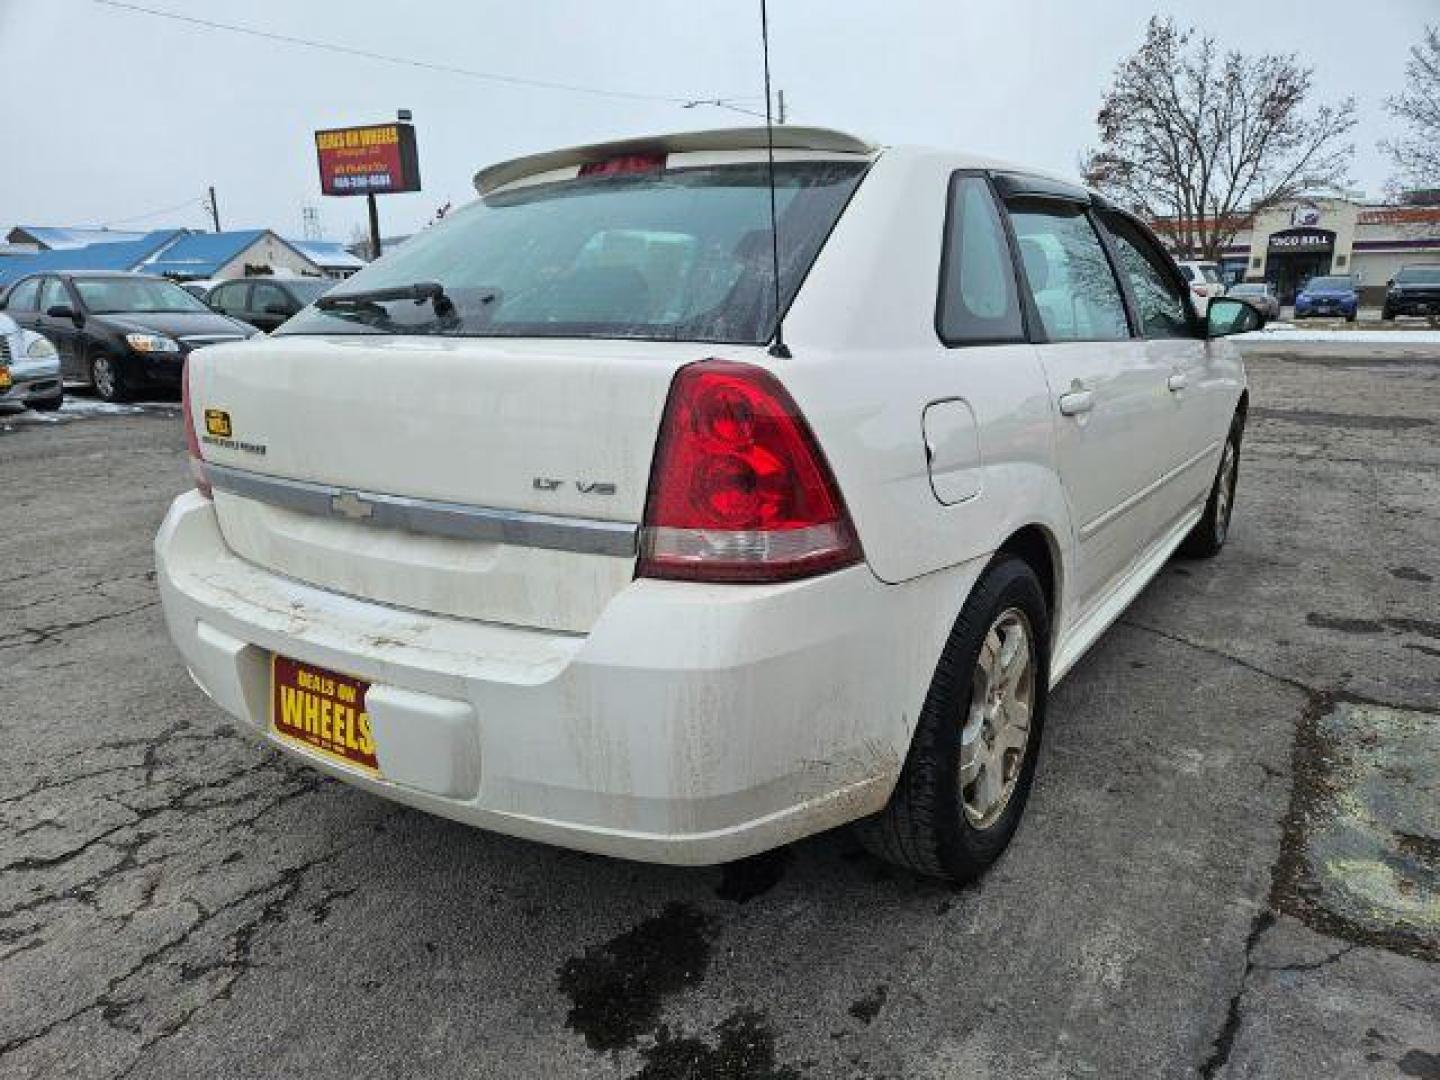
[
  {"left": 1381, "top": 265, "right": 1440, "bottom": 322},
  {"left": 206, "top": 276, "right": 334, "bottom": 333},
  {"left": 0, "top": 272, "right": 255, "bottom": 402}
]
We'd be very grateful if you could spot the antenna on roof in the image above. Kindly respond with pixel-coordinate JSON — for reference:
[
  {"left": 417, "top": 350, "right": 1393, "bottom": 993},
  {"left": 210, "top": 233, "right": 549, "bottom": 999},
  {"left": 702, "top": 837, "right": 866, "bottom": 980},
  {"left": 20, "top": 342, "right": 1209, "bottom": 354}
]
[{"left": 760, "top": 0, "right": 789, "bottom": 359}]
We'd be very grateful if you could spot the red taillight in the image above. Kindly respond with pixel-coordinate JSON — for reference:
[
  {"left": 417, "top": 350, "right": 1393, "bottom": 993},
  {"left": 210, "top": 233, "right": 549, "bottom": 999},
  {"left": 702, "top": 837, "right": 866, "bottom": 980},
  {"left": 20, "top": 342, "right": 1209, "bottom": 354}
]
[
  {"left": 181, "top": 357, "right": 212, "bottom": 499},
  {"left": 578, "top": 153, "right": 666, "bottom": 178},
  {"left": 1192, "top": 284, "right": 1207, "bottom": 297},
  {"left": 638, "top": 360, "right": 862, "bottom": 583}
]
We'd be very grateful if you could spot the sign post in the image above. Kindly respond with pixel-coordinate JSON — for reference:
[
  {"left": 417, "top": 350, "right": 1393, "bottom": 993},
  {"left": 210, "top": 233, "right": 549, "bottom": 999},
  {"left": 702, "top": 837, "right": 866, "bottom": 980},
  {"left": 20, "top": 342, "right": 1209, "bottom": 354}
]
[{"left": 314, "top": 112, "right": 421, "bottom": 262}]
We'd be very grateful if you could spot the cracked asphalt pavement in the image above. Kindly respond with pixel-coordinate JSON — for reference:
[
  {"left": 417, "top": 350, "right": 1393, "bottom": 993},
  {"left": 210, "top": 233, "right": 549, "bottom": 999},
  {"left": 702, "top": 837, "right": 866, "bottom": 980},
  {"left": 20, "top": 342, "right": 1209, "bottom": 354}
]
[{"left": 2, "top": 349, "right": 1437, "bottom": 1079}]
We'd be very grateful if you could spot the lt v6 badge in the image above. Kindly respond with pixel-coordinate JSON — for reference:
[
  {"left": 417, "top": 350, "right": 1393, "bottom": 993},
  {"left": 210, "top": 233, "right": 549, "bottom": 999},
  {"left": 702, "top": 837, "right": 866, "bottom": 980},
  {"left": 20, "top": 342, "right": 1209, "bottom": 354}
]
[{"left": 534, "top": 477, "right": 617, "bottom": 495}]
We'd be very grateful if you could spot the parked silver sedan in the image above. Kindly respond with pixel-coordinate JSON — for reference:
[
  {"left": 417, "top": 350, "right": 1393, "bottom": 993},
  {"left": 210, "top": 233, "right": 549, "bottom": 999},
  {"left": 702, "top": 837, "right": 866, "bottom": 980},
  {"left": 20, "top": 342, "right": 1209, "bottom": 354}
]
[
  {"left": 0, "top": 313, "right": 63, "bottom": 411},
  {"left": 1226, "top": 281, "right": 1280, "bottom": 322}
]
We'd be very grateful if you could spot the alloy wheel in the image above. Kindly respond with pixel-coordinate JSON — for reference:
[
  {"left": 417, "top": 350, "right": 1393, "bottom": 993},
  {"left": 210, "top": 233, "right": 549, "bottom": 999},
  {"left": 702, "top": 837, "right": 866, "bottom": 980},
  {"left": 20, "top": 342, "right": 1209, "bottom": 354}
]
[
  {"left": 92, "top": 356, "right": 116, "bottom": 401},
  {"left": 959, "top": 608, "right": 1036, "bottom": 829}
]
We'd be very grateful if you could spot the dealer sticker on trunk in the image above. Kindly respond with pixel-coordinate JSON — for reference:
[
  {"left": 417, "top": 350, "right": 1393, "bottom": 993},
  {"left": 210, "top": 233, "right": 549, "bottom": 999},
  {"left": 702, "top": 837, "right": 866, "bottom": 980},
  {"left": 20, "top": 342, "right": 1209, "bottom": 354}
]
[{"left": 270, "top": 655, "right": 378, "bottom": 772}]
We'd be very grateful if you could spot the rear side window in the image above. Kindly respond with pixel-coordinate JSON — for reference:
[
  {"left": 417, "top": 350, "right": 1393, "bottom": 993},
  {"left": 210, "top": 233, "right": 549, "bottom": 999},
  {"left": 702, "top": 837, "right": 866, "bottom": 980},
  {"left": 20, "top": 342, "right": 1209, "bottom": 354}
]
[
  {"left": 280, "top": 160, "right": 868, "bottom": 344},
  {"left": 1104, "top": 217, "right": 1192, "bottom": 339},
  {"left": 937, "top": 175, "right": 1024, "bottom": 344},
  {"left": 1007, "top": 203, "right": 1130, "bottom": 342}
]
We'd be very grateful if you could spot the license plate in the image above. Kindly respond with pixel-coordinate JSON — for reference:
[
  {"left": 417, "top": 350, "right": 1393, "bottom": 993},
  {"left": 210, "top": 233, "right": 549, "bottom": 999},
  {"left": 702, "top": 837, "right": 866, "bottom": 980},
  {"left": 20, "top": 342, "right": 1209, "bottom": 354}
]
[{"left": 270, "top": 655, "right": 378, "bottom": 772}]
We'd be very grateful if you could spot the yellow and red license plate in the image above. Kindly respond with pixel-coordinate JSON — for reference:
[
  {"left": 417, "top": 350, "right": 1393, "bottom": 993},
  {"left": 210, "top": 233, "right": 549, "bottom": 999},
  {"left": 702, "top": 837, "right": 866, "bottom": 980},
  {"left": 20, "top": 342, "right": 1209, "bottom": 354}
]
[{"left": 270, "top": 655, "right": 378, "bottom": 773}]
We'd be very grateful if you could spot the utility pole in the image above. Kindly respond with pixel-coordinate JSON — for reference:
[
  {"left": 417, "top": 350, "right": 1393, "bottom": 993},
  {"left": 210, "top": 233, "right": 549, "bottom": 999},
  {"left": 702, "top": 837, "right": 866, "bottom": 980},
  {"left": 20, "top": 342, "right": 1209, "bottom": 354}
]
[
  {"left": 366, "top": 192, "right": 381, "bottom": 261},
  {"left": 777, "top": 89, "right": 786, "bottom": 125},
  {"left": 206, "top": 186, "right": 221, "bottom": 232}
]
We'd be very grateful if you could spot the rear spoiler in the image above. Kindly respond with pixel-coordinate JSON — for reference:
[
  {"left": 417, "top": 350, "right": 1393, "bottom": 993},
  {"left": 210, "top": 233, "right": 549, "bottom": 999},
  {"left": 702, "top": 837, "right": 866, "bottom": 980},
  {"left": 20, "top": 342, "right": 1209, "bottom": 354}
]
[{"left": 473, "top": 126, "right": 878, "bottom": 196}]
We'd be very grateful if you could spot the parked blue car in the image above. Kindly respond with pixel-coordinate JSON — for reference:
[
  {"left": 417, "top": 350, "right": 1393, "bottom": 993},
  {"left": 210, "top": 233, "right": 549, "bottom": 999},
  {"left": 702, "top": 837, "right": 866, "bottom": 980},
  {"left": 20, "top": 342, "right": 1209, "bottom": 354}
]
[{"left": 1294, "top": 275, "right": 1358, "bottom": 321}]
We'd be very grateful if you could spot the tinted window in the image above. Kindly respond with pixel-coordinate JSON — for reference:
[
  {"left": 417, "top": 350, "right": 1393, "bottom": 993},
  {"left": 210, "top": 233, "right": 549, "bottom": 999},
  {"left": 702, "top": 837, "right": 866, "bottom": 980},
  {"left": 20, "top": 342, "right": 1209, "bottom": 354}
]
[
  {"left": 1007, "top": 203, "right": 1130, "bottom": 342},
  {"left": 211, "top": 283, "right": 247, "bottom": 314},
  {"left": 280, "top": 161, "right": 867, "bottom": 344},
  {"left": 1395, "top": 267, "right": 1440, "bottom": 284},
  {"left": 1306, "top": 276, "right": 1352, "bottom": 291},
  {"left": 38, "top": 278, "right": 69, "bottom": 312},
  {"left": 6, "top": 278, "right": 41, "bottom": 311},
  {"left": 1104, "top": 217, "right": 1191, "bottom": 339},
  {"left": 252, "top": 282, "right": 290, "bottom": 312},
  {"left": 938, "top": 175, "right": 1023, "bottom": 344}
]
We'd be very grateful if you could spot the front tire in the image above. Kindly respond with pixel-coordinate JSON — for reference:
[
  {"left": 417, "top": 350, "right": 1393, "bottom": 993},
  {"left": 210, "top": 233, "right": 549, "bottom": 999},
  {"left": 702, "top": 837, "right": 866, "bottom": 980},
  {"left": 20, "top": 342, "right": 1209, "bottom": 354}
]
[
  {"left": 857, "top": 556, "right": 1050, "bottom": 882},
  {"left": 90, "top": 352, "right": 130, "bottom": 403},
  {"left": 1179, "top": 413, "right": 1243, "bottom": 559}
]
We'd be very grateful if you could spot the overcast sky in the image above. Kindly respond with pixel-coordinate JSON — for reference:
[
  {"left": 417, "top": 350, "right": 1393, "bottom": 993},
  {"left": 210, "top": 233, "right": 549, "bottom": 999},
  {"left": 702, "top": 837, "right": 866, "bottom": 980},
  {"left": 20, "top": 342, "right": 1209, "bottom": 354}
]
[{"left": 0, "top": 0, "right": 1434, "bottom": 242}]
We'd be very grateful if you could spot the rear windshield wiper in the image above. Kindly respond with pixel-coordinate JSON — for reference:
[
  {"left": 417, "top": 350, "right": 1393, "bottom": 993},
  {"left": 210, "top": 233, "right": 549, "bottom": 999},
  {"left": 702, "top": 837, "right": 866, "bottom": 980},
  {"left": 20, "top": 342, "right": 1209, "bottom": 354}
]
[{"left": 316, "top": 281, "right": 456, "bottom": 316}]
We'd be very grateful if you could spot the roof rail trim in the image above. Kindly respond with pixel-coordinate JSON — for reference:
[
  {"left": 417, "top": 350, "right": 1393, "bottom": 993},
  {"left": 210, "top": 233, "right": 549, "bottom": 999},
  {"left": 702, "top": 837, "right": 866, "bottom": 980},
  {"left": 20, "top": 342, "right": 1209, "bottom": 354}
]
[{"left": 474, "top": 126, "right": 878, "bottom": 195}]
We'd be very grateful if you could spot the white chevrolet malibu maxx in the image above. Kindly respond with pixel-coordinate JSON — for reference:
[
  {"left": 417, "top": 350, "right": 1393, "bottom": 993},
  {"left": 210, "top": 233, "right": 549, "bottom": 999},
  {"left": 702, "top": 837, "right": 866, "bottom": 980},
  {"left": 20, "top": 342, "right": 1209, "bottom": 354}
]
[{"left": 156, "top": 128, "right": 1257, "bottom": 882}]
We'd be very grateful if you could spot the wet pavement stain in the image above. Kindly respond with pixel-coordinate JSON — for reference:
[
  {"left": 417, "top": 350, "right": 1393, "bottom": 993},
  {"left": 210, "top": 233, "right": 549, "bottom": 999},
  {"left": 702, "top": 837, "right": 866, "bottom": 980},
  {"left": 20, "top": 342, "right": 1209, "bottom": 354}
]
[
  {"left": 1385, "top": 616, "right": 1440, "bottom": 641},
  {"left": 1400, "top": 1049, "right": 1440, "bottom": 1079},
  {"left": 1249, "top": 406, "right": 1434, "bottom": 431},
  {"left": 1306, "top": 613, "right": 1385, "bottom": 634},
  {"left": 716, "top": 848, "right": 793, "bottom": 904},
  {"left": 847, "top": 984, "right": 889, "bottom": 1025},
  {"left": 629, "top": 1009, "right": 801, "bottom": 1080},
  {"left": 557, "top": 901, "right": 718, "bottom": 1052},
  {"left": 1390, "top": 567, "right": 1435, "bottom": 584},
  {"left": 1272, "top": 696, "right": 1440, "bottom": 961}
]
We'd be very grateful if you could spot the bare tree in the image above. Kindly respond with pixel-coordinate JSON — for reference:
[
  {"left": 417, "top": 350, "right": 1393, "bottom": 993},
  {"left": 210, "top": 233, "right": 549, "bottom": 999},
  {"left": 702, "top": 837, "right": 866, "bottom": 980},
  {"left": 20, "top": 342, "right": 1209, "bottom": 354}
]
[
  {"left": 1081, "top": 18, "right": 1357, "bottom": 260},
  {"left": 1381, "top": 25, "right": 1440, "bottom": 195}
]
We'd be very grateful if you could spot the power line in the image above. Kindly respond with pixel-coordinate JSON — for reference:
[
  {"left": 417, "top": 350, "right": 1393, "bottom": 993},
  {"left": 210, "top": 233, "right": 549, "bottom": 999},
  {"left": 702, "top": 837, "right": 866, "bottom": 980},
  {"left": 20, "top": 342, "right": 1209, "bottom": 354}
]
[
  {"left": 92, "top": 0, "right": 708, "bottom": 105},
  {"left": 102, "top": 195, "right": 203, "bottom": 228}
]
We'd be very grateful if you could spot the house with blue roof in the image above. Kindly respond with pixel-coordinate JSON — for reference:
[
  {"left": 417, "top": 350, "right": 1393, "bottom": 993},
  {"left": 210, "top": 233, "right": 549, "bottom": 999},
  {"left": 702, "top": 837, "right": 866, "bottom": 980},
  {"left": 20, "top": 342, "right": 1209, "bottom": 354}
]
[
  {"left": 0, "top": 227, "right": 364, "bottom": 287},
  {"left": 7, "top": 226, "right": 150, "bottom": 251},
  {"left": 0, "top": 230, "right": 186, "bottom": 286}
]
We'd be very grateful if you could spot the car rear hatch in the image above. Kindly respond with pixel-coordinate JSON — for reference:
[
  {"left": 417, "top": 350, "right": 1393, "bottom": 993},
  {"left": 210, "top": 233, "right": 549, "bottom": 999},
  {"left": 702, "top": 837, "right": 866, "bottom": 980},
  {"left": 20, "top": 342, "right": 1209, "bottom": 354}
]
[{"left": 187, "top": 129, "right": 874, "bottom": 635}]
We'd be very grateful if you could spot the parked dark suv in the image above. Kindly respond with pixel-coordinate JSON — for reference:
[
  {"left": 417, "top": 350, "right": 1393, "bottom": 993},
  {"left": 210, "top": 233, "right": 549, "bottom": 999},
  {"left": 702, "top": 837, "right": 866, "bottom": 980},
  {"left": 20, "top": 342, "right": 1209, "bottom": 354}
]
[
  {"left": 0, "top": 272, "right": 255, "bottom": 401},
  {"left": 206, "top": 277, "right": 333, "bottom": 333},
  {"left": 1382, "top": 265, "right": 1440, "bottom": 323}
]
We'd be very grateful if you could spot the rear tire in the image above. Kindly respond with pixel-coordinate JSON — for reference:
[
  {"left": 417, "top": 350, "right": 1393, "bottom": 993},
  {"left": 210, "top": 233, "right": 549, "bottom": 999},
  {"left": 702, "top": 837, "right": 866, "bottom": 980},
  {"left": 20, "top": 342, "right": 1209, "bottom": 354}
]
[
  {"left": 1179, "top": 413, "right": 1243, "bottom": 559},
  {"left": 856, "top": 555, "right": 1050, "bottom": 883}
]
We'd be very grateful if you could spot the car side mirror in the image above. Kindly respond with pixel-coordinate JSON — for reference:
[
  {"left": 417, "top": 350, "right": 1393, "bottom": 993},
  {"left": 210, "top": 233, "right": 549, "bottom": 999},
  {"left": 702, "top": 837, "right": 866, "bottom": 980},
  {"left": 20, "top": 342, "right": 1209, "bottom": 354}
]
[
  {"left": 1206, "top": 297, "right": 1264, "bottom": 337},
  {"left": 46, "top": 303, "right": 80, "bottom": 322}
]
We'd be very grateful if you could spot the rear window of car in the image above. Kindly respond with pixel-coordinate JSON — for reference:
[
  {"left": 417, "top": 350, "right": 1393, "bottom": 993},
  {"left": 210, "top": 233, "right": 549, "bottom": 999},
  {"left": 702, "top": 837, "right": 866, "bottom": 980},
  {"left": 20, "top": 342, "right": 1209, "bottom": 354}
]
[
  {"left": 1395, "top": 267, "right": 1440, "bottom": 284},
  {"left": 280, "top": 160, "right": 868, "bottom": 344},
  {"left": 1307, "top": 277, "right": 1352, "bottom": 291}
]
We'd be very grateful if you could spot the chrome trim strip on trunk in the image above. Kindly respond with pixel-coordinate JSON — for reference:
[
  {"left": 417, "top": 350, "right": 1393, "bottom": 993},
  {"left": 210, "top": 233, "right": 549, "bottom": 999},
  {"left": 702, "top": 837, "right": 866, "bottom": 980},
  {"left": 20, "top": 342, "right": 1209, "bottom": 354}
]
[{"left": 206, "top": 464, "right": 638, "bottom": 557}]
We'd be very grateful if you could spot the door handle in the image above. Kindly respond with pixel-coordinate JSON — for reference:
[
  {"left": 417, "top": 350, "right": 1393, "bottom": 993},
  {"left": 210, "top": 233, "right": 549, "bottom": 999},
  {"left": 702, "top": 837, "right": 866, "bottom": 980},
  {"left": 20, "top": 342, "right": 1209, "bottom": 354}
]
[
  {"left": 1057, "top": 389, "right": 1095, "bottom": 416},
  {"left": 1168, "top": 373, "right": 1188, "bottom": 392}
]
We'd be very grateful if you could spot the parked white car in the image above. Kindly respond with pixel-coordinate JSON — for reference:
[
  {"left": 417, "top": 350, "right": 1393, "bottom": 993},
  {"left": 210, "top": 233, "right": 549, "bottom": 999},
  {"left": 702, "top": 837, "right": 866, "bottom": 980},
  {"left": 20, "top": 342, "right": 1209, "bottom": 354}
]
[
  {"left": 1176, "top": 260, "right": 1225, "bottom": 315},
  {"left": 156, "top": 128, "right": 1255, "bottom": 882},
  {"left": 0, "top": 313, "right": 62, "bottom": 411}
]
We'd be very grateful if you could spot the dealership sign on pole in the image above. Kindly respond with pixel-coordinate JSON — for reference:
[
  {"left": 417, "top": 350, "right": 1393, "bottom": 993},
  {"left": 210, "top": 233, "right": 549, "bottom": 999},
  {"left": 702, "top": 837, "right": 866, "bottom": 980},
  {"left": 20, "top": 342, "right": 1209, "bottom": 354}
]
[{"left": 314, "top": 114, "right": 420, "bottom": 259}]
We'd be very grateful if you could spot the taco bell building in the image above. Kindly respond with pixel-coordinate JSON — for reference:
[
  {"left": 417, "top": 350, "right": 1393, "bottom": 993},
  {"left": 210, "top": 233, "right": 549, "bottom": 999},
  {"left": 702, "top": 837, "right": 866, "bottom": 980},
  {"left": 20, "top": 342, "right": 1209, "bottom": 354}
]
[{"left": 1155, "top": 196, "right": 1440, "bottom": 306}]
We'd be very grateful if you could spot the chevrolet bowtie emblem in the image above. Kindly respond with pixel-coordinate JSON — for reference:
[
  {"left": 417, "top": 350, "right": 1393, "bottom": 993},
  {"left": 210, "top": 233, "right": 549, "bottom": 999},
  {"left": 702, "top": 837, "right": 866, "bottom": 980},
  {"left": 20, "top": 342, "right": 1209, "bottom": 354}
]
[{"left": 330, "top": 491, "right": 375, "bottom": 520}]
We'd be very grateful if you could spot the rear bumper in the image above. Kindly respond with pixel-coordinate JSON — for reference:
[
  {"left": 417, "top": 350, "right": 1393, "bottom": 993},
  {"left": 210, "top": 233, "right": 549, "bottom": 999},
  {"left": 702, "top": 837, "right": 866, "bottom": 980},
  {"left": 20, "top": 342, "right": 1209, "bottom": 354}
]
[{"left": 155, "top": 492, "right": 972, "bottom": 864}]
